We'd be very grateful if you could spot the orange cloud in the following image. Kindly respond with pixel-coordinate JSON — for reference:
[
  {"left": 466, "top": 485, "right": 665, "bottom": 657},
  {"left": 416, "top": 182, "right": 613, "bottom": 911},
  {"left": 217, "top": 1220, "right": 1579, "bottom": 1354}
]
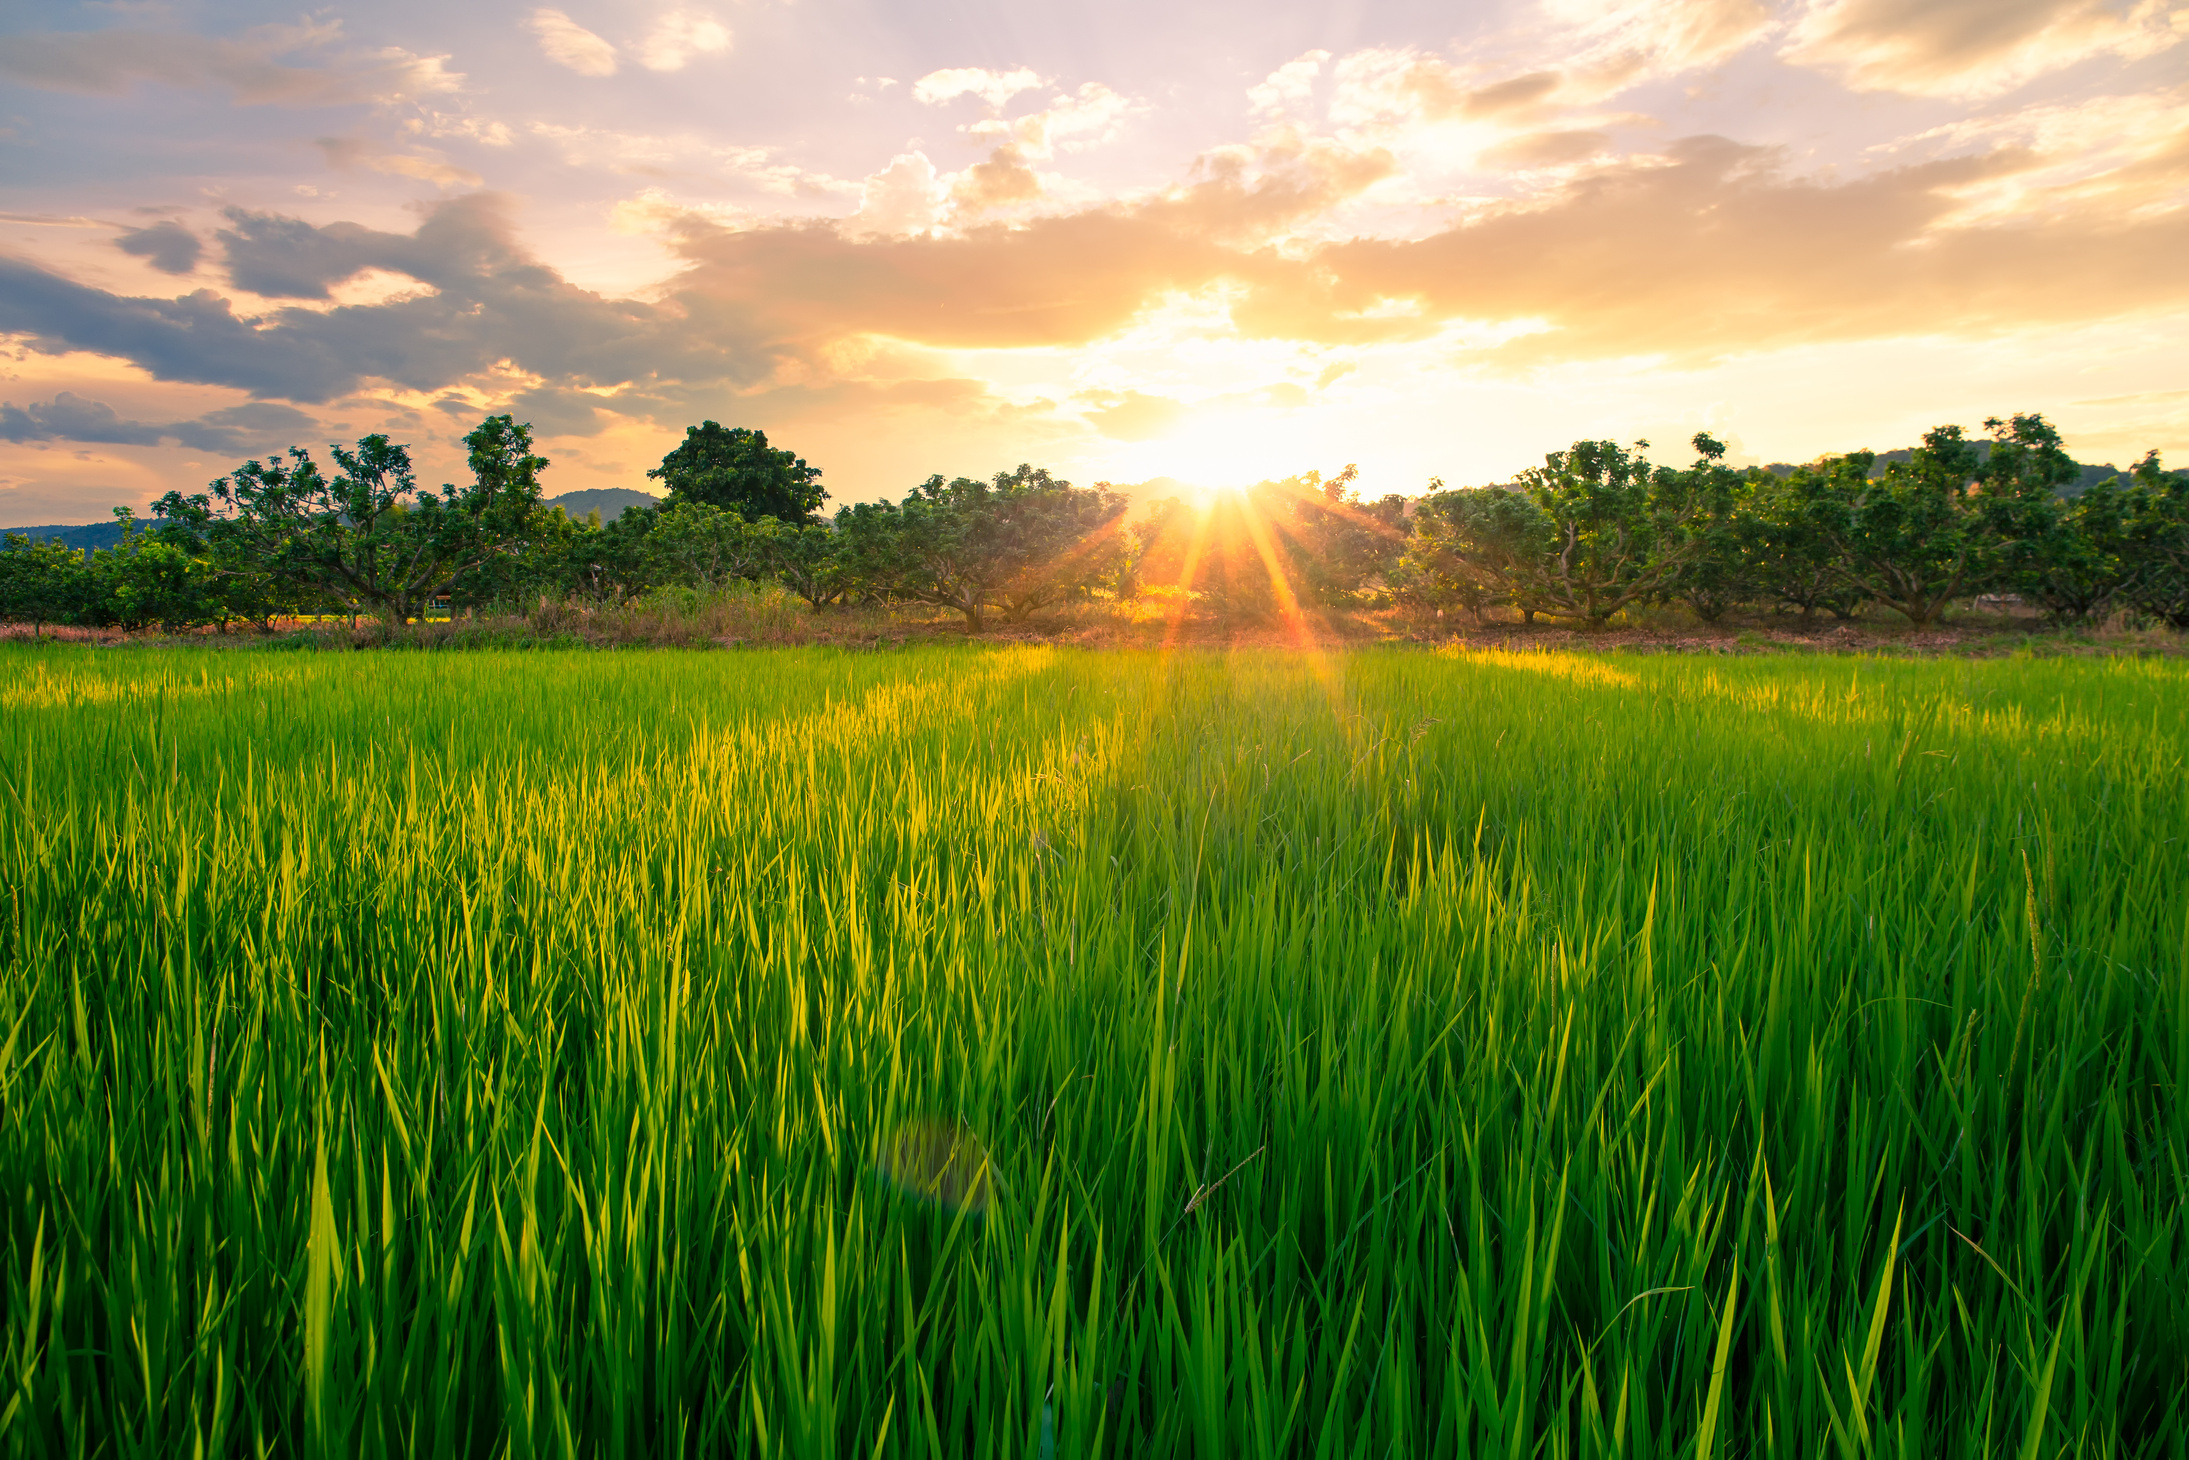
[{"left": 1784, "top": 0, "right": 2184, "bottom": 98}]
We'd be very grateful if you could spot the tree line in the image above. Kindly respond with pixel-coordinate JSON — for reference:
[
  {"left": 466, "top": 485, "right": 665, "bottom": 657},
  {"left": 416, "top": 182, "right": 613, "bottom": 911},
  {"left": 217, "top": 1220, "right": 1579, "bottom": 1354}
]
[{"left": 2, "top": 410, "right": 2184, "bottom": 635}]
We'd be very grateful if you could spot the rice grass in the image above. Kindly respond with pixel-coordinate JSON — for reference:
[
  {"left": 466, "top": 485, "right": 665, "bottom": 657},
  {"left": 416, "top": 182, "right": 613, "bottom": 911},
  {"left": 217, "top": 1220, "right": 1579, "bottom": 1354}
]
[{"left": 0, "top": 641, "right": 2183, "bottom": 1455}]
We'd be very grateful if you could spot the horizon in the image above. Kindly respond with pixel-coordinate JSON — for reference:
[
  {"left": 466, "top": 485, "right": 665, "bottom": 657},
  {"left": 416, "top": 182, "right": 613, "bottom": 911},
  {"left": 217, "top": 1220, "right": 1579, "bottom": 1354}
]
[{"left": 3, "top": 0, "right": 2186, "bottom": 523}]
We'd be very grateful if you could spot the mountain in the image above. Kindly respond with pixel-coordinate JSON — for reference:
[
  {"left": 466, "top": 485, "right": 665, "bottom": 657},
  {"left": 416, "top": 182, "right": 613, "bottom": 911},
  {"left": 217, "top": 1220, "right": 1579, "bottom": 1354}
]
[
  {"left": 542, "top": 487, "right": 660, "bottom": 523},
  {"left": 1757, "top": 445, "right": 2167, "bottom": 495},
  {"left": 5, "top": 487, "right": 666, "bottom": 548},
  {"left": 0, "top": 521, "right": 126, "bottom": 550}
]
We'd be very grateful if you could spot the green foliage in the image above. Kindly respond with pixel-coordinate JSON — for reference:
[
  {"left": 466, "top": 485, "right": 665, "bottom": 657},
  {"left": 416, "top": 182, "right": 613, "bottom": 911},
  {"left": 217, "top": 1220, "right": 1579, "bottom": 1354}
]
[
  {"left": 1664, "top": 434, "right": 1760, "bottom": 624},
  {"left": 2118, "top": 451, "right": 2189, "bottom": 628},
  {"left": 1509, "top": 436, "right": 1714, "bottom": 625},
  {"left": 1393, "top": 412, "right": 2177, "bottom": 630},
  {"left": 0, "top": 532, "right": 88, "bottom": 633},
  {"left": 1748, "top": 466, "right": 1866, "bottom": 620},
  {"left": 648, "top": 501, "right": 779, "bottom": 591},
  {"left": 761, "top": 521, "right": 851, "bottom": 609},
  {"left": 153, "top": 416, "right": 550, "bottom": 628},
  {"left": 1395, "top": 483, "right": 1551, "bottom": 623},
  {"left": 1, "top": 645, "right": 2184, "bottom": 1453},
  {"left": 840, "top": 465, "right": 1127, "bottom": 629},
  {"left": 649, "top": 422, "right": 827, "bottom": 524}
]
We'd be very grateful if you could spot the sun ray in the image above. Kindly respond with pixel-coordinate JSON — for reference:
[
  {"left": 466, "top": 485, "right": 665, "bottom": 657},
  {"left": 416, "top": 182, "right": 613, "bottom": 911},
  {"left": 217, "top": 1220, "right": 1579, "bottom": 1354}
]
[
  {"left": 1229, "top": 487, "right": 1348, "bottom": 715},
  {"left": 1159, "top": 503, "right": 1215, "bottom": 653}
]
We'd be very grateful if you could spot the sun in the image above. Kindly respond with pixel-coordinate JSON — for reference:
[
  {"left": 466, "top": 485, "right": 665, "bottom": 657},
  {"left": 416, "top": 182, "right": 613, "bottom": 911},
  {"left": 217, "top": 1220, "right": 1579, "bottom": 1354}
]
[{"left": 1090, "top": 404, "right": 1337, "bottom": 495}]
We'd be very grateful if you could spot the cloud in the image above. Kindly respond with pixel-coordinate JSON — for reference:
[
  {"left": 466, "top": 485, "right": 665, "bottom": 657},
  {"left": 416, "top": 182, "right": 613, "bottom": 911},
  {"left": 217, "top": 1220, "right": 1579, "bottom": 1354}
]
[
  {"left": 1321, "top": 50, "right": 1569, "bottom": 134},
  {"left": 316, "top": 137, "right": 483, "bottom": 189},
  {"left": 1882, "top": 89, "right": 2189, "bottom": 221},
  {"left": 1083, "top": 390, "right": 1187, "bottom": 440},
  {"left": 526, "top": 10, "right": 618, "bottom": 77},
  {"left": 847, "top": 152, "right": 947, "bottom": 237},
  {"left": 0, "top": 22, "right": 460, "bottom": 105},
  {"left": 0, "top": 391, "right": 315, "bottom": 453},
  {"left": 114, "top": 221, "right": 202, "bottom": 275},
  {"left": 10, "top": 119, "right": 2188, "bottom": 449},
  {"left": 1547, "top": 0, "right": 1775, "bottom": 94},
  {"left": 506, "top": 384, "right": 616, "bottom": 436},
  {"left": 1480, "top": 128, "right": 1615, "bottom": 168},
  {"left": 1784, "top": 0, "right": 2185, "bottom": 98},
  {"left": 1249, "top": 51, "right": 1331, "bottom": 117},
  {"left": 950, "top": 147, "right": 1044, "bottom": 215},
  {"left": 1278, "top": 135, "right": 2189, "bottom": 360},
  {"left": 1459, "top": 71, "right": 1564, "bottom": 117},
  {"left": 639, "top": 10, "right": 730, "bottom": 72},
  {"left": 913, "top": 66, "right": 1046, "bottom": 108},
  {"left": 968, "top": 82, "right": 1142, "bottom": 160},
  {"left": 0, "top": 195, "right": 730, "bottom": 404}
]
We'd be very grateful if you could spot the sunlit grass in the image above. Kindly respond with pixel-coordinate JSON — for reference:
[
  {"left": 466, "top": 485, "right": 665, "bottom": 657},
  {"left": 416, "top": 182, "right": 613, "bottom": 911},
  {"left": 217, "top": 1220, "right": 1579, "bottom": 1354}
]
[{"left": 0, "top": 642, "right": 2183, "bottom": 1455}]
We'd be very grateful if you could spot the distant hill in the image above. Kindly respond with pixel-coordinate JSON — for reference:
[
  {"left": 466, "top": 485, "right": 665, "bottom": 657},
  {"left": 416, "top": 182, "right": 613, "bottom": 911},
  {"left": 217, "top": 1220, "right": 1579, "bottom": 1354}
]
[
  {"left": 4, "top": 487, "right": 666, "bottom": 549},
  {"left": 542, "top": 487, "right": 660, "bottom": 523},
  {"left": 0, "top": 520, "right": 125, "bottom": 551},
  {"left": 1759, "top": 444, "right": 2167, "bottom": 495}
]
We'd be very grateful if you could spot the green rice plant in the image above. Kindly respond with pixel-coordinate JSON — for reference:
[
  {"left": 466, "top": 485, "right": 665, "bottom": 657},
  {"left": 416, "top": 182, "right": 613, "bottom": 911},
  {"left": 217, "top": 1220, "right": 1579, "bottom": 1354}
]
[{"left": 0, "top": 641, "right": 2182, "bottom": 1455}]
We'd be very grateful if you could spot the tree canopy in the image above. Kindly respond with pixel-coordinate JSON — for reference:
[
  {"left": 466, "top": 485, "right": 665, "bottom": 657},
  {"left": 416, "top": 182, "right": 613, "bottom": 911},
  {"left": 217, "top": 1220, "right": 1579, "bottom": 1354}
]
[{"left": 648, "top": 423, "right": 826, "bottom": 525}]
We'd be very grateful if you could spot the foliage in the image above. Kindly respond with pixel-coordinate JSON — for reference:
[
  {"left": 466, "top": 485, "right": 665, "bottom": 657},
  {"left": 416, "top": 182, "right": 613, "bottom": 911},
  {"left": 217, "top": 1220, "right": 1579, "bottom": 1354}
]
[
  {"left": 842, "top": 466, "right": 1127, "bottom": 629},
  {"left": 1663, "top": 434, "right": 1758, "bottom": 623},
  {"left": 1792, "top": 426, "right": 1992, "bottom": 627},
  {"left": 1507, "top": 436, "right": 1715, "bottom": 626},
  {"left": 7, "top": 409, "right": 2187, "bottom": 637},
  {"left": 2118, "top": 450, "right": 2189, "bottom": 628},
  {"left": 1393, "top": 483, "right": 1550, "bottom": 623},
  {"left": 1, "top": 645, "right": 2184, "bottom": 1453},
  {"left": 1748, "top": 467, "right": 1865, "bottom": 620},
  {"left": 153, "top": 416, "right": 549, "bottom": 628},
  {"left": 0, "top": 532, "right": 87, "bottom": 634},
  {"left": 648, "top": 422, "right": 826, "bottom": 525},
  {"left": 648, "top": 501, "right": 778, "bottom": 592},
  {"left": 760, "top": 521, "right": 850, "bottom": 609}
]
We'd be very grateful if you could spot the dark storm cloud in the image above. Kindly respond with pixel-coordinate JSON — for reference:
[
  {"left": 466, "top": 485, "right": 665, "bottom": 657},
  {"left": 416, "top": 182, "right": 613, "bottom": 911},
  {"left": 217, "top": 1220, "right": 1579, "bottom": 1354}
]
[
  {"left": 0, "top": 392, "right": 317, "bottom": 454},
  {"left": 114, "top": 222, "right": 203, "bottom": 276}
]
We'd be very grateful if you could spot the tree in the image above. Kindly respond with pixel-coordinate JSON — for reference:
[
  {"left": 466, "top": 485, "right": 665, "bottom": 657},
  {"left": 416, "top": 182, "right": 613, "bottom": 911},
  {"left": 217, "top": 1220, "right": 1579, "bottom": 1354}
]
[
  {"left": 1397, "top": 483, "right": 1549, "bottom": 624},
  {"left": 649, "top": 502, "right": 777, "bottom": 591},
  {"left": 649, "top": 423, "right": 826, "bottom": 524},
  {"left": 1795, "top": 427, "right": 1985, "bottom": 626},
  {"left": 1795, "top": 416, "right": 2072, "bottom": 627},
  {"left": 1664, "top": 434, "right": 1757, "bottom": 624},
  {"left": 154, "top": 416, "right": 549, "bottom": 629},
  {"left": 1252, "top": 466, "right": 1409, "bottom": 608},
  {"left": 82, "top": 509, "right": 219, "bottom": 631},
  {"left": 761, "top": 522, "right": 850, "bottom": 608},
  {"left": 1508, "top": 437, "right": 1711, "bottom": 627},
  {"left": 2002, "top": 479, "right": 2130, "bottom": 623},
  {"left": 560, "top": 506, "right": 662, "bottom": 608},
  {"left": 838, "top": 466, "right": 1127, "bottom": 630},
  {"left": 2119, "top": 451, "right": 2189, "bottom": 627},
  {"left": 0, "top": 533, "right": 88, "bottom": 636},
  {"left": 1749, "top": 465, "right": 1865, "bottom": 621}
]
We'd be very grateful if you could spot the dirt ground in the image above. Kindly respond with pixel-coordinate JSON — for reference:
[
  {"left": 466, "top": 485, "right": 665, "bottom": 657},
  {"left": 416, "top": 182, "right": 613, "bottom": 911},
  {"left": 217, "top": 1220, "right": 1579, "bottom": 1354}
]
[{"left": 4, "top": 600, "right": 2182, "bottom": 657}]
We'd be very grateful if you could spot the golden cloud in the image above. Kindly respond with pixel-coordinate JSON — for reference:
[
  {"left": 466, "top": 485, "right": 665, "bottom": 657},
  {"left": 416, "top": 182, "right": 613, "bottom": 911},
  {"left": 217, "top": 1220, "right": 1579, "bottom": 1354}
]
[{"left": 1784, "top": 0, "right": 2184, "bottom": 98}]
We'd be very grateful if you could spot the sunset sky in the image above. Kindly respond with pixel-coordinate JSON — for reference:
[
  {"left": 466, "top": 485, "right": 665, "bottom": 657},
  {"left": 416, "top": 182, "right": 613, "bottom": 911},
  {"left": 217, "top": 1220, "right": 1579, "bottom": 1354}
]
[{"left": 3, "top": 0, "right": 2187, "bottom": 522}]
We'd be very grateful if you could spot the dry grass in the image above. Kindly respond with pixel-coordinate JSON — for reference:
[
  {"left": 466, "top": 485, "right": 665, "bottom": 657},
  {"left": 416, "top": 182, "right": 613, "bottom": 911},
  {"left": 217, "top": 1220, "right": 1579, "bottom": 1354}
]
[{"left": 5, "top": 584, "right": 2182, "bottom": 658}]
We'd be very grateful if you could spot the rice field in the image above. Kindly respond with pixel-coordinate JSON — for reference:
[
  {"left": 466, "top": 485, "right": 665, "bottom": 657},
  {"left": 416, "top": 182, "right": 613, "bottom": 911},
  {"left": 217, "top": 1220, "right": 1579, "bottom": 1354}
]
[{"left": 0, "top": 641, "right": 2184, "bottom": 1457}]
